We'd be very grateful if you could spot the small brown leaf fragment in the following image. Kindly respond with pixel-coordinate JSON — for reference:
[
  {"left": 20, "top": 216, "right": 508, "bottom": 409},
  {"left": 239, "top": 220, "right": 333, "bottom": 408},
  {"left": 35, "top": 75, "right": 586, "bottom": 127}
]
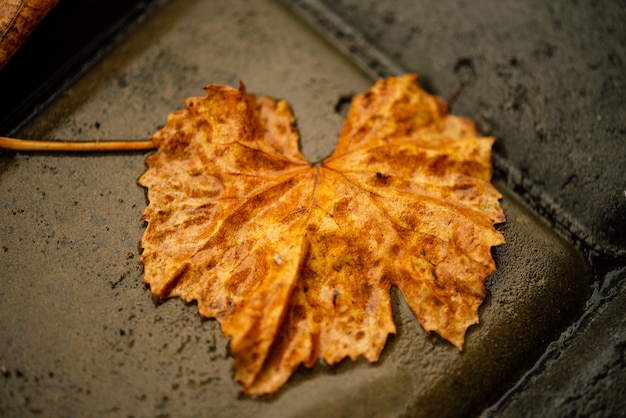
[
  {"left": 139, "top": 74, "right": 506, "bottom": 395},
  {"left": 0, "top": 0, "right": 59, "bottom": 70}
]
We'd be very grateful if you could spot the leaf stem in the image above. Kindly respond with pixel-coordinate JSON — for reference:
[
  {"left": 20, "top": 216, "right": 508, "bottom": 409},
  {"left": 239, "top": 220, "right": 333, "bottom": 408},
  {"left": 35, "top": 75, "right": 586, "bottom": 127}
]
[{"left": 0, "top": 137, "right": 156, "bottom": 152}]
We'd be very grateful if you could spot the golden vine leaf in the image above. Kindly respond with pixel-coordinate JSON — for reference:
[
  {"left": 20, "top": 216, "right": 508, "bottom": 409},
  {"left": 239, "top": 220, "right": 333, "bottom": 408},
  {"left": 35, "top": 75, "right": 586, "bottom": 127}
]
[{"left": 139, "top": 74, "right": 505, "bottom": 395}]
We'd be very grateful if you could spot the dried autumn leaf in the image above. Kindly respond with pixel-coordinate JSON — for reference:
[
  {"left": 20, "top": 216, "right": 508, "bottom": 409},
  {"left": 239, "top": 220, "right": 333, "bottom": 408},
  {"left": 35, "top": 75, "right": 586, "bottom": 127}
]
[
  {"left": 0, "top": 0, "right": 59, "bottom": 70},
  {"left": 139, "top": 74, "right": 505, "bottom": 395}
]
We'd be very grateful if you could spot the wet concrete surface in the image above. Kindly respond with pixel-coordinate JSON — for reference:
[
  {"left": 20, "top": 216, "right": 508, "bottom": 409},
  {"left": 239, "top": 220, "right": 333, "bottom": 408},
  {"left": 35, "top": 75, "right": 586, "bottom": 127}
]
[
  {"left": 0, "top": 0, "right": 612, "bottom": 416},
  {"left": 492, "top": 267, "right": 626, "bottom": 417}
]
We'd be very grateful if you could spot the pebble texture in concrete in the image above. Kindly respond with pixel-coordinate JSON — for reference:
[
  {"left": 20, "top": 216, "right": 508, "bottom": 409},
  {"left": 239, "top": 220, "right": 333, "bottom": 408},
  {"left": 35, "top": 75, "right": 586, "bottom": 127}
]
[
  {"left": 316, "top": 0, "right": 626, "bottom": 258},
  {"left": 0, "top": 0, "right": 592, "bottom": 416}
]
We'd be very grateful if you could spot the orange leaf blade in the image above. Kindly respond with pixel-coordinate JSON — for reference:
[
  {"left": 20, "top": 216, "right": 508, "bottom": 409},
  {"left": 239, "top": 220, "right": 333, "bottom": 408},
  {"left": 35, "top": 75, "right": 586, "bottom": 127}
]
[{"left": 139, "top": 75, "right": 505, "bottom": 395}]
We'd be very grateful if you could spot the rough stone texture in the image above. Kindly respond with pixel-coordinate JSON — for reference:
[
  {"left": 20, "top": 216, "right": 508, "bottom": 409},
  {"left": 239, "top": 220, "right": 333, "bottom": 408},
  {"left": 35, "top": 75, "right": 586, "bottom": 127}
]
[
  {"left": 315, "top": 0, "right": 626, "bottom": 258},
  {"left": 0, "top": 0, "right": 591, "bottom": 416}
]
